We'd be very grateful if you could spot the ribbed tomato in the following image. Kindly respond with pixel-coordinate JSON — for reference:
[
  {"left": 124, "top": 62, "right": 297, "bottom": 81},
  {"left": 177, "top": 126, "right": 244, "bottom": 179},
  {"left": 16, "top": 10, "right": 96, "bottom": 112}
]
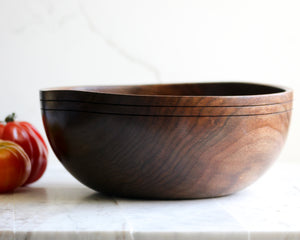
[
  {"left": 0, "top": 113, "right": 48, "bottom": 185},
  {"left": 0, "top": 140, "right": 31, "bottom": 192}
]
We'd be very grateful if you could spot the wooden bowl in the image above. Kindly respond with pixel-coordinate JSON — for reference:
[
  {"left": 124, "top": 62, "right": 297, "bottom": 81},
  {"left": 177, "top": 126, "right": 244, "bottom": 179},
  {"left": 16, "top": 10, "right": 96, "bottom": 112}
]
[{"left": 40, "top": 82, "right": 293, "bottom": 199}]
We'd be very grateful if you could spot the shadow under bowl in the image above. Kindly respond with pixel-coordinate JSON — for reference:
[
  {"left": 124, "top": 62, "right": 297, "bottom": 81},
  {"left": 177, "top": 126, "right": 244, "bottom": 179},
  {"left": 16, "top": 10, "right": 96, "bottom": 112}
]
[{"left": 40, "top": 82, "right": 293, "bottom": 199}]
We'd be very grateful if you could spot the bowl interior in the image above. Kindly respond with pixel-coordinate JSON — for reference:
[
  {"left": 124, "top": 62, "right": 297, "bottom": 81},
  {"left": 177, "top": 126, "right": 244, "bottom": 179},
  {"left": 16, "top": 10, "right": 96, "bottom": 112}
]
[
  {"left": 70, "top": 82, "right": 285, "bottom": 97},
  {"left": 41, "top": 82, "right": 292, "bottom": 108}
]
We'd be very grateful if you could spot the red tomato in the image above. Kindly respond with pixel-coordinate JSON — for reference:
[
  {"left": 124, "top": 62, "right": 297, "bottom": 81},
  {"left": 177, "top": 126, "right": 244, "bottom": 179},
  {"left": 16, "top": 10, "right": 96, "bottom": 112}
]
[
  {"left": 0, "top": 140, "right": 31, "bottom": 192},
  {"left": 0, "top": 113, "right": 48, "bottom": 185}
]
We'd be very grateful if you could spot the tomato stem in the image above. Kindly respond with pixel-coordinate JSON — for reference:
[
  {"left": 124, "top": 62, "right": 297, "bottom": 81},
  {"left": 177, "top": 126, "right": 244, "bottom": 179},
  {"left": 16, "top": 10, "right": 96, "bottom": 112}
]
[{"left": 5, "top": 113, "right": 16, "bottom": 123}]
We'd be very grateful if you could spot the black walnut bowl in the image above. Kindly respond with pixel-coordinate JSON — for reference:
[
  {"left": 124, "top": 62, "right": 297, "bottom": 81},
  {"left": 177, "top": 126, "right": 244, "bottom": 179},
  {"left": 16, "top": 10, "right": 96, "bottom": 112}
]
[{"left": 40, "top": 82, "right": 293, "bottom": 199}]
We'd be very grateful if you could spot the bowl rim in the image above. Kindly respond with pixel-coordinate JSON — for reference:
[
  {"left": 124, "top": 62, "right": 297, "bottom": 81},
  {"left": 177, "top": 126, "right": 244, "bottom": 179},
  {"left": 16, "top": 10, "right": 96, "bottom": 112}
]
[
  {"left": 41, "top": 82, "right": 292, "bottom": 97},
  {"left": 40, "top": 82, "right": 293, "bottom": 107}
]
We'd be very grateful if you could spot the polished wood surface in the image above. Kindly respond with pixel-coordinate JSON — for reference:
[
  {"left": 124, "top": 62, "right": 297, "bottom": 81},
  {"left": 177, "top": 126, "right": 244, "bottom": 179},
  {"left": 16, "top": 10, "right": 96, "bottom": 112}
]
[{"left": 40, "top": 82, "right": 293, "bottom": 199}]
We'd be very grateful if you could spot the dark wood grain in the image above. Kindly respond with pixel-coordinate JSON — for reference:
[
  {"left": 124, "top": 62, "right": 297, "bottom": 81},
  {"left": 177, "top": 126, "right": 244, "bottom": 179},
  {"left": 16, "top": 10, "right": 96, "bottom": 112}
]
[{"left": 40, "top": 82, "right": 293, "bottom": 199}]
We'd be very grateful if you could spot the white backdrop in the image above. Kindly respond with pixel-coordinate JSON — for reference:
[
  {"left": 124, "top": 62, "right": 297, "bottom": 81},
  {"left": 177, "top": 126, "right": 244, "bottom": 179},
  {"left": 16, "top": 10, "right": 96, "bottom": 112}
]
[{"left": 0, "top": 0, "right": 299, "bottom": 163}]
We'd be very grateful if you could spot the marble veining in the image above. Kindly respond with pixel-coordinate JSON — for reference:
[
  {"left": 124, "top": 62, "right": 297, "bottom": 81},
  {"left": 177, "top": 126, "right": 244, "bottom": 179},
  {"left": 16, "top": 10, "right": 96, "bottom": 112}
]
[
  {"left": 0, "top": 0, "right": 161, "bottom": 84},
  {"left": 77, "top": 0, "right": 161, "bottom": 83},
  {"left": 0, "top": 161, "right": 300, "bottom": 240}
]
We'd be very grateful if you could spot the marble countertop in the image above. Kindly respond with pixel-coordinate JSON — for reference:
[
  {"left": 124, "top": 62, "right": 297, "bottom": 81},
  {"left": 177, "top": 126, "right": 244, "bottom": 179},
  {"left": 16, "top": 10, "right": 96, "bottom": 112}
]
[{"left": 0, "top": 160, "right": 300, "bottom": 240}]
